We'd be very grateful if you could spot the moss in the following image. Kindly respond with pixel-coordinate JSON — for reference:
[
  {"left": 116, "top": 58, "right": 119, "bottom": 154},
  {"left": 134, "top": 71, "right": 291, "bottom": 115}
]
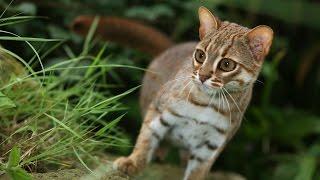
[
  {"left": 30, "top": 163, "right": 245, "bottom": 180},
  {"left": 32, "top": 169, "right": 128, "bottom": 180}
]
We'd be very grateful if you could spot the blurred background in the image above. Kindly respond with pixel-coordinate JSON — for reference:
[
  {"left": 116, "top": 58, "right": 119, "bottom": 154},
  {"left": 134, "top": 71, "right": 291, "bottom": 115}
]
[{"left": 0, "top": 0, "right": 320, "bottom": 179}]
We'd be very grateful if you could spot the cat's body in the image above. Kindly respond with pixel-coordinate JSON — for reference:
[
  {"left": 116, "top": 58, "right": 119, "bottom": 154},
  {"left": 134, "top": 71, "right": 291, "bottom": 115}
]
[
  {"left": 141, "top": 41, "right": 250, "bottom": 155},
  {"left": 73, "top": 6, "right": 273, "bottom": 180}
]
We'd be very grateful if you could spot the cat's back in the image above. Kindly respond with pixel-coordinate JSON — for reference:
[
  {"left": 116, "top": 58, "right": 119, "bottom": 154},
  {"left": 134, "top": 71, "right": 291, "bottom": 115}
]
[{"left": 140, "top": 42, "right": 197, "bottom": 115}]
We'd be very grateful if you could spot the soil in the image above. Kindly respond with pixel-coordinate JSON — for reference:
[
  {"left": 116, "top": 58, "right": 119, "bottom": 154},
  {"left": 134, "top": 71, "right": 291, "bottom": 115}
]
[
  {"left": 0, "top": 155, "right": 245, "bottom": 180},
  {"left": 30, "top": 163, "right": 245, "bottom": 180}
]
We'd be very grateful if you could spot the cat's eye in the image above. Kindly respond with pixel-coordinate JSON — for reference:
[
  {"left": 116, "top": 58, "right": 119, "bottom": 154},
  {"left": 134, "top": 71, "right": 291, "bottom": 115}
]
[
  {"left": 219, "top": 58, "right": 237, "bottom": 72},
  {"left": 194, "top": 49, "right": 206, "bottom": 63}
]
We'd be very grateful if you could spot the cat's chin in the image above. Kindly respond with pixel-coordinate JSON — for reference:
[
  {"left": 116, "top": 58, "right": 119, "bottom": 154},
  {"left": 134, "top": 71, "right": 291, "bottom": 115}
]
[
  {"left": 192, "top": 80, "right": 218, "bottom": 94},
  {"left": 195, "top": 83, "right": 220, "bottom": 95}
]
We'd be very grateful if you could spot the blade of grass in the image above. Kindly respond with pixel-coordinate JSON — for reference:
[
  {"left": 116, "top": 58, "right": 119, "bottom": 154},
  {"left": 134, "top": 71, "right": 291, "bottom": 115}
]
[
  {"left": 0, "top": 0, "right": 13, "bottom": 18},
  {"left": 85, "top": 43, "right": 107, "bottom": 78},
  {"left": 0, "top": 36, "right": 62, "bottom": 41},
  {"left": 72, "top": 147, "right": 93, "bottom": 173},
  {"left": 95, "top": 114, "right": 126, "bottom": 136},
  {"left": 81, "top": 16, "right": 99, "bottom": 56},
  {"left": 0, "top": 30, "right": 46, "bottom": 83},
  {"left": 44, "top": 113, "right": 82, "bottom": 139}
]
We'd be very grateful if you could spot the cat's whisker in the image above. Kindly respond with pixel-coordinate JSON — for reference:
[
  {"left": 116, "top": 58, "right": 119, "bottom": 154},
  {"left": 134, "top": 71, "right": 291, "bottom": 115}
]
[
  {"left": 158, "top": 76, "right": 193, "bottom": 100},
  {"left": 222, "top": 87, "right": 243, "bottom": 116},
  {"left": 186, "top": 84, "right": 194, "bottom": 102},
  {"left": 256, "top": 79, "right": 264, "bottom": 84},
  {"left": 219, "top": 89, "right": 227, "bottom": 123},
  {"left": 218, "top": 90, "right": 222, "bottom": 114},
  {"left": 221, "top": 89, "right": 226, "bottom": 111},
  {"left": 221, "top": 88, "right": 232, "bottom": 125},
  {"left": 166, "top": 79, "right": 192, "bottom": 104},
  {"left": 224, "top": 88, "right": 250, "bottom": 120},
  {"left": 163, "top": 76, "right": 192, "bottom": 87},
  {"left": 208, "top": 90, "right": 217, "bottom": 106},
  {"left": 180, "top": 80, "right": 192, "bottom": 96}
]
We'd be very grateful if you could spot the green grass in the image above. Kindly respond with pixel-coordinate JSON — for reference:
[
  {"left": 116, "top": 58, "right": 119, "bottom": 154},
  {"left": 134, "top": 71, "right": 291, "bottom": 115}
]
[{"left": 0, "top": 14, "right": 136, "bottom": 179}]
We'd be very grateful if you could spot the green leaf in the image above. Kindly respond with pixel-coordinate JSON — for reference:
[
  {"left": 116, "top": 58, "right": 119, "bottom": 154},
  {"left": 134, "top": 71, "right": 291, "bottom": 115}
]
[
  {"left": 273, "top": 160, "right": 298, "bottom": 180},
  {"left": 7, "top": 167, "right": 32, "bottom": 180},
  {"left": 16, "top": 3, "right": 37, "bottom": 15},
  {"left": 7, "top": 146, "right": 21, "bottom": 168},
  {"left": 0, "top": 91, "right": 16, "bottom": 110},
  {"left": 294, "top": 155, "right": 316, "bottom": 180}
]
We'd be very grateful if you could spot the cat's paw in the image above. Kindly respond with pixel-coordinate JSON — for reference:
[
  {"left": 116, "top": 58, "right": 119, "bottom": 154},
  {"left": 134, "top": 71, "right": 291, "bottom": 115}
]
[{"left": 113, "top": 156, "right": 138, "bottom": 176}]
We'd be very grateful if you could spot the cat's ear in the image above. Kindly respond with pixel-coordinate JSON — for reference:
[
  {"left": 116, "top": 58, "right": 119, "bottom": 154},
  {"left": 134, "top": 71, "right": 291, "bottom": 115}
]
[
  {"left": 247, "top": 25, "right": 273, "bottom": 61},
  {"left": 198, "top": 6, "right": 220, "bottom": 40}
]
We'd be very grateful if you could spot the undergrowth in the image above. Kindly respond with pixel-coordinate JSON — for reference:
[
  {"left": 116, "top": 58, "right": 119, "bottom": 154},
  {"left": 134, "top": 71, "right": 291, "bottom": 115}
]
[{"left": 0, "top": 13, "right": 135, "bottom": 179}]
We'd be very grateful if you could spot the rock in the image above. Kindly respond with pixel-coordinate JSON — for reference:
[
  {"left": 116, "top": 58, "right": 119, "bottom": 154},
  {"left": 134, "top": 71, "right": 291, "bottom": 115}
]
[
  {"left": 30, "top": 162, "right": 245, "bottom": 180},
  {"left": 33, "top": 169, "right": 87, "bottom": 180}
]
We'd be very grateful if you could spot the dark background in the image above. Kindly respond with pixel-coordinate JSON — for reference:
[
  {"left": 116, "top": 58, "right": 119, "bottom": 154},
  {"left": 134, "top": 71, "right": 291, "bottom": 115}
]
[{"left": 1, "top": 0, "right": 320, "bottom": 179}]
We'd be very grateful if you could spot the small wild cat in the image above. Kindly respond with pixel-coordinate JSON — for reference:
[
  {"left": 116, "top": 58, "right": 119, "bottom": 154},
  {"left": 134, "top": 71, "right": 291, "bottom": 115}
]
[{"left": 72, "top": 6, "right": 273, "bottom": 180}]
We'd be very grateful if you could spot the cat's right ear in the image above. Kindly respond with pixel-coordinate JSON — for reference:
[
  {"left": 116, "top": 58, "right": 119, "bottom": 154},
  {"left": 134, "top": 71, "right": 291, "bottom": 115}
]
[{"left": 198, "top": 6, "right": 220, "bottom": 40}]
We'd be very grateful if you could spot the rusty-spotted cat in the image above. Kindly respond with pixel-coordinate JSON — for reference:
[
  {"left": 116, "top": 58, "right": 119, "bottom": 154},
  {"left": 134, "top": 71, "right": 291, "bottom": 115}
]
[
  {"left": 73, "top": 6, "right": 273, "bottom": 180},
  {"left": 112, "top": 6, "right": 273, "bottom": 180}
]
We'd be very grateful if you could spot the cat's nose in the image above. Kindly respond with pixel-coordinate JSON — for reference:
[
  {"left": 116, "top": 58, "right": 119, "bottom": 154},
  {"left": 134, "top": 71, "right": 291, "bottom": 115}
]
[{"left": 199, "top": 74, "right": 210, "bottom": 83}]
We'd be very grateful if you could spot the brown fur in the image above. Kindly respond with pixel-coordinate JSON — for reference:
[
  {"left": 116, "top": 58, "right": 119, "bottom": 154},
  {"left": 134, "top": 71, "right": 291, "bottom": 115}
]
[
  {"left": 71, "top": 16, "right": 173, "bottom": 56},
  {"left": 73, "top": 6, "right": 273, "bottom": 180}
]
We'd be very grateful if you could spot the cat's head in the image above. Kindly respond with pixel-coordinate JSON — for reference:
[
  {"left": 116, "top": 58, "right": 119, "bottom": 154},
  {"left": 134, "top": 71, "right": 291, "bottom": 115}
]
[{"left": 192, "top": 6, "right": 273, "bottom": 93}]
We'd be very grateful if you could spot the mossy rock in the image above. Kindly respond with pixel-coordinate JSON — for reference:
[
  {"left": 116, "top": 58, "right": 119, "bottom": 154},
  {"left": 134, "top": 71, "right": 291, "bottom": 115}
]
[{"left": 30, "top": 163, "right": 245, "bottom": 180}]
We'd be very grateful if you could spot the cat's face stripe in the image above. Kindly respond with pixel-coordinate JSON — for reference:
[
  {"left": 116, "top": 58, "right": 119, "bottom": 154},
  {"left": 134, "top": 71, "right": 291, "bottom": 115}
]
[
  {"left": 192, "top": 22, "right": 264, "bottom": 92},
  {"left": 193, "top": 25, "right": 260, "bottom": 93}
]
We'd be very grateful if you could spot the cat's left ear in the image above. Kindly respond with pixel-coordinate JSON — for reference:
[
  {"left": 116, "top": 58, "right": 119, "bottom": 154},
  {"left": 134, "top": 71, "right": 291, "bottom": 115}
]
[
  {"left": 198, "top": 6, "right": 220, "bottom": 40},
  {"left": 247, "top": 25, "right": 273, "bottom": 62}
]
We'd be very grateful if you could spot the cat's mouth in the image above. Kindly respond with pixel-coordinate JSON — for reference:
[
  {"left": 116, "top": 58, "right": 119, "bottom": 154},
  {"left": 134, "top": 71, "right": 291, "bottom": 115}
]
[
  {"left": 193, "top": 78, "right": 222, "bottom": 87},
  {"left": 193, "top": 79, "right": 222, "bottom": 93},
  {"left": 210, "top": 81, "right": 223, "bottom": 88}
]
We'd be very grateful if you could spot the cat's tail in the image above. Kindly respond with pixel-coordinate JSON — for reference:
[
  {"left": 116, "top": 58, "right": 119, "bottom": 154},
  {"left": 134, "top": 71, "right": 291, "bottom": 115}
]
[{"left": 71, "top": 16, "right": 174, "bottom": 56}]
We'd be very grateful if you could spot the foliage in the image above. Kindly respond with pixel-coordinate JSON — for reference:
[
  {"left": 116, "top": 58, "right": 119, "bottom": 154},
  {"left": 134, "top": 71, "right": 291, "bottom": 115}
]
[
  {"left": 3, "top": 147, "right": 32, "bottom": 180},
  {"left": 0, "top": 14, "right": 135, "bottom": 178},
  {"left": 0, "top": 0, "right": 319, "bottom": 180}
]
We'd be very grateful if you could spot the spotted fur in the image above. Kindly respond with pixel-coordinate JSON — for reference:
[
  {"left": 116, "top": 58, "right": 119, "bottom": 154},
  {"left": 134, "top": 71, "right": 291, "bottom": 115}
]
[{"left": 114, "top": 6, "right": 273, "bottom": 180}]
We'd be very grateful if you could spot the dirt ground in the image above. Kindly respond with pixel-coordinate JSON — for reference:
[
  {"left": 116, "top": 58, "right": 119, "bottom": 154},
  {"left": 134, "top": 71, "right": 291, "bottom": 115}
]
[{"left": 31, "top": 163, "right": 245, "bottom": 180}]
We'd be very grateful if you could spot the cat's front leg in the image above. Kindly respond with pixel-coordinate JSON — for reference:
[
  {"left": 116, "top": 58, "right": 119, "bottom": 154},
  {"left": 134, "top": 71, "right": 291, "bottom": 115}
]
[
  {"left": 183, "top": 142, "right": 225, "bottom": 180},
  {"left": 113, "top": 107, "right": 170, "bottom": 176},
  {"left": 184, "top": 158, "right": 211, "bottom": 180},
  {"left": 183, "top": 152, "right": 213, "bottom": 180}
]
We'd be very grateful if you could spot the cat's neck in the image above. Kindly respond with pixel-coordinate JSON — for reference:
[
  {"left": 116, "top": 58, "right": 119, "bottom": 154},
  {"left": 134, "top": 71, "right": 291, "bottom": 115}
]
[
  {"left": 191, "top": 82, "right": 252, "bottom": 102},
  {"left": 184, "top": 82, "right": 253, "bottom": 116}
]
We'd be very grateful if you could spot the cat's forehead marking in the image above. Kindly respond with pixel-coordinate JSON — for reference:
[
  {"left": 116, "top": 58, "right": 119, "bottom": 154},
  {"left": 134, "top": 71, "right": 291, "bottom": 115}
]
[
  {"left": 202, "top": 22, "right": 256, "bottom": 70},
  {"left": 208, "top": 23, "right": 249, "bottom": 54},
  {"left": 195, "top": 21, "right": 262, "bottom": 75},
  {"left": 197, "top": 38, "right": 211, "bottom": 50}
]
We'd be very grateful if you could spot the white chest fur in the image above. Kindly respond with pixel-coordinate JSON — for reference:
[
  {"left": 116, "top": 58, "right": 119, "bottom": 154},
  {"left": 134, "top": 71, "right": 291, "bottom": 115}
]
[
  {"left": 171, "top": 101, "right": 229, "bottom": 149},
  {"left": 158, "top": 99, "right": 230, "bottom": 150}
]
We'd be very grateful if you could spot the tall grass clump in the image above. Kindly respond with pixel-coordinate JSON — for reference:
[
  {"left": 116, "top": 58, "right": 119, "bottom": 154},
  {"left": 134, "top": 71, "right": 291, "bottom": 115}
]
[{"left": 0, "top": 15, "right": 134, "bottom": 179}]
